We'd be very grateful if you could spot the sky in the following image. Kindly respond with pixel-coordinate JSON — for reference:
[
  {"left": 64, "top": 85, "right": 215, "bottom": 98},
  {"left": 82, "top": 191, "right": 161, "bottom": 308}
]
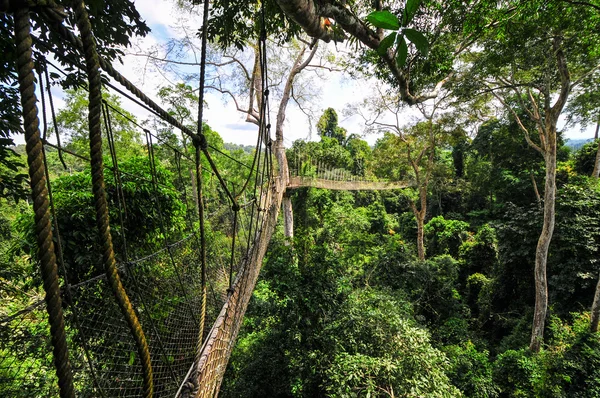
[
  {"left": 16, "top": 0, "right": 597, "bottom": 148},
  {"left": 108, "top": 0, "right": 381, "bottom": 148}
]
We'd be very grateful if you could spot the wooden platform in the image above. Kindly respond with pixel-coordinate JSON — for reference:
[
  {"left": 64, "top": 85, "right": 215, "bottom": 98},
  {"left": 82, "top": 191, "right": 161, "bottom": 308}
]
[{"left": 287, "top": 176, "right": 410, "bottom": 191}]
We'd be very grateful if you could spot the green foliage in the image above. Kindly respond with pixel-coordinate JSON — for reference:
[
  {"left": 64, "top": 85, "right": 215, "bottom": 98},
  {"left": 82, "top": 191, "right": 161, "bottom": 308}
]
[
  {"left": 12, "top": 156, "right": 185, "bottom": 284},
  {"left": 425, "top": 216, "right": 470, "bottom": 258},
  {"left": 367, "top": 10, "right": 400, "bottom": 30},
  {"left": 324, "top": 290, "right": 461, "bottom": 397},
  {"left": 0, "top": 143, "right": 27, "bottom": 201},
  {"left": 468, "top": 118, "right": 545, "bottom": 207},
  {"left": 367, "top": 0, "right": 429, "bottom": 67},
  {"left": 205, "top": 0, "right": 301, "bottom": 50},
  {"left": 493, "top": 313, "right": 600, "bottom": 397},
  {"left": 444, "top": 341, "right": 499, "bottom": 398},
  {"left": 316, "top": 108, "right": 347, "bottom": 145},
  {"left": 56, "top": 89, "right": 143, "bottom": 159},
  {"left": 573, "top": 140, "right": 598, "bottom": 176},
  {"left": 459, "top": 224, "right": 499, "bottom": 276}
]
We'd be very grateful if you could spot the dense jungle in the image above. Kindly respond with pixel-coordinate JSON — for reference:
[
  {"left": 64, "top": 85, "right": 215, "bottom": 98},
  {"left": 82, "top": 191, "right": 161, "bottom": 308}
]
[{"left": 1, "top": 0, "right": 600, "bottom": 397}]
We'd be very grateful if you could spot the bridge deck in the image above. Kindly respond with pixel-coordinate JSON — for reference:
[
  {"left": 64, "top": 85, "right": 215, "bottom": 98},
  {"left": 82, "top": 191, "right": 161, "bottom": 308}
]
[{"left": 288, "top": 176, "right": 410, "bottom": 191}]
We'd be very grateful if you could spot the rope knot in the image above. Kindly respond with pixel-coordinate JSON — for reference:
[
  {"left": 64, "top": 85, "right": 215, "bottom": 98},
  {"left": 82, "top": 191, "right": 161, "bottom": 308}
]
[
  {"left": 193, "top": 133, "right": 208, "bottom": 150},
  {"left": 264, "top": 89, "right": 269, "bottom": 97},
  {"left": 232, "top": 203, "right": 240, "bottom": 212}
]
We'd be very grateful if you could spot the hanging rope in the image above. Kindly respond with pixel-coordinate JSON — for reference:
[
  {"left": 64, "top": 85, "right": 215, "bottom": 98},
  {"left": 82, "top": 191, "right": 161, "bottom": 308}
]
[
  {"left": 71, "top": 0, "right": 154, "bottom": 396},
  {"left": 12, "top": 6, "right": 75, "bottom": 398},
  {"left": 194, "top": 0, "right": 211, "bottom": 373}
]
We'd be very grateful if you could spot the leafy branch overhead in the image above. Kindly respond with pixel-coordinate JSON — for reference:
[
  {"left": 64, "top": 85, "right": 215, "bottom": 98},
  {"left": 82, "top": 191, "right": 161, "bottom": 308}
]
[{"left": 366, "top": 0, "right": 429, "bottom": 67}]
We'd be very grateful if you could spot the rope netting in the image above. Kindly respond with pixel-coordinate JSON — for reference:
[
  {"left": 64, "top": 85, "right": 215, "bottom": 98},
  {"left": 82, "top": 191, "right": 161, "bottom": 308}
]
[
  {"left": 287, "top": 151, "right": 410, "bottom": 191},
  {"left": 1, "top": 1, "right": 280, "bottom": 397}
]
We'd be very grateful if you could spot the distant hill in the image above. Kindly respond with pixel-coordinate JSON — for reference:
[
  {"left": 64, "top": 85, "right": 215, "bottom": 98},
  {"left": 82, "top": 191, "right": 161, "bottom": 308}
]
[
  {"left": 224, "top": 142, "right": 255, "bottom": 154},
  {"left": 565, "top": 138, "right": 593, "bottom": 150}
]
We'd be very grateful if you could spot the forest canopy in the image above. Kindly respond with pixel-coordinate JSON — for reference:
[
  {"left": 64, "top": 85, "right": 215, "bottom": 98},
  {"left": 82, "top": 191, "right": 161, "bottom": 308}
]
[{"left": 1, "top": 0, "right": 600, "bottom": 397}]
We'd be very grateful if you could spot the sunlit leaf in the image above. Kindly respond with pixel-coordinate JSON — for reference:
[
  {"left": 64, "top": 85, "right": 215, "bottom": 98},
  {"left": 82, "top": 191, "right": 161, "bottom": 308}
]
[
  {"left": 367, "top": 10, "right": 400, "bottom": 30},
  {"left": 377, "top": 32, "right": 397, "bottom": 56},
  {"left": 404, "top": 28, "right": 429, "bottom": 57},
  {"left": 396, "top": 35, "right": 408, "bottom": 67},
  {"left": 403, "top": 0, "right": 422, "bottom": 25}
]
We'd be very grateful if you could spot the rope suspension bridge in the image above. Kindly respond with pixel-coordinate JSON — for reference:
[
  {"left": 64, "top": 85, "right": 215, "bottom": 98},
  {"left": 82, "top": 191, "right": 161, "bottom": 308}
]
[
  {"left": 1, "top": 0, "right": 284, "bottom": 396},
  {"left": 0, "top": 1, "right": 410, "bottom": 397},
  {"left": 287, "top": 154, "right": 410, "bottom": 190}
]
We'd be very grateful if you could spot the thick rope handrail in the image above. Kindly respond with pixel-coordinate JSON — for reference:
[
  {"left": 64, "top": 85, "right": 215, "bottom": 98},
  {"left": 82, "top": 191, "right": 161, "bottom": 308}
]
[
  {"left": 71, "top": 0, "right": 154, "bottom": 396},
  {"left": 13, "top": 6, "right": 75, "bottom": 398}
]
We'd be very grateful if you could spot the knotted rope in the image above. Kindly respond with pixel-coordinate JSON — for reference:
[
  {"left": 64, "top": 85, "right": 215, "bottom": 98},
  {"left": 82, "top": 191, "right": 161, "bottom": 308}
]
[
  {"left": 13, "top": 6, "right": 75, "bottom": 398},
  {"left": 71, "top": 0, "right": 153, "bottom": 396}
]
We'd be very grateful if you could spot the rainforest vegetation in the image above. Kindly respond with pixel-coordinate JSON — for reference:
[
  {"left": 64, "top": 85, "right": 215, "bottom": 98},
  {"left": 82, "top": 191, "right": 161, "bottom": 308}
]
[{"left": 1, "top": 0, "right": 600, "bottom": 397}]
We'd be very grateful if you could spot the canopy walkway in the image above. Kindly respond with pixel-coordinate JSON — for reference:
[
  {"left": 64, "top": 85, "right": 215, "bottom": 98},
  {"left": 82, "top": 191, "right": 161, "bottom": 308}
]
[
  {"left": 0, "top": 2, "right": 409, "bottom": 397},
  {"left": 288, "top": 176, "right": 410, "bottom": 190},
  {"left": 1, "top": 1, "right": 283, "bottom": 397},
  {"left": 287, "top": 155, "right": 411, "bottom": 191}
]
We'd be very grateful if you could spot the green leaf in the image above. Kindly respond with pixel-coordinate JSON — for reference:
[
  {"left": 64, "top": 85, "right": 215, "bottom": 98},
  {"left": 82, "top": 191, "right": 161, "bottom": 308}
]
[
  {"left": 377, "top": 32, "right": 397, "bottom": 55},
  {"left": 129, "top": 351, "right": 135, "bottom": 366},
  {"left": 404, "top": 28, "right": 429, "bottom": 57},
  {"left": 403, "top": 0, "right": 421, "bottom": 25},
  {"left": 367, "top": 10, "right": 400, "bottom": 30},
  {"left": 396, "top": 36, "right": 408, "bottom": 67}
]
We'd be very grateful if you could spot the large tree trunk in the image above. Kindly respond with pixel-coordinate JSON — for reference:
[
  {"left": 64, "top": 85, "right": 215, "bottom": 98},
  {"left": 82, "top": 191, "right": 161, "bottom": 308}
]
[
  {"left": 592, "top": 122, "right": 600, "bottom": 178},
  {"left": 409, "top": 193, "right": 426, "bottom": 261},
  {"left": 416, "top": 211, "right": 425, "bottom": 261},
  {"left": 283, "top": 194, "right": 294, "bottom": 241},
  {"left": 531, "top": 170, "right": 541, "bottom": 204},
  {"left": 530, "top": 136, "right": 557, "bottom": 352},
  {"left": 591, "top": 273, "right": 600, "bottom": 332}
]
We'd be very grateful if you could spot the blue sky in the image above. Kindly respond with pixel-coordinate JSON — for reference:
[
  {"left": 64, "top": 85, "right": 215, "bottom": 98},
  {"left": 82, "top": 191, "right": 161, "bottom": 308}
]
[{"left": 18, "top": 0, "right": 597, "bottom": 148}]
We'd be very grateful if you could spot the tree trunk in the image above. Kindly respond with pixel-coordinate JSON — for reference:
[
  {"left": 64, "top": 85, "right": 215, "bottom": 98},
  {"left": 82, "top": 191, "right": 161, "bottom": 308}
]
[
  {"left": 592, "top": 123, "right": 600, "bottom": 178},
  {"left": 591, "top": 273, "right": 600, "bottom": 332},
  {"left": 530, "top": 140, "right": 557, "bottom": 352},
  {"left": 531, "top": 170, "right": 541, "bottom": 204},
  {"left": 416, "top": 211, "right": 425, "bottom": 261},
  {"left": 283, "top": 194, "right": 294, "bottom": 242}
]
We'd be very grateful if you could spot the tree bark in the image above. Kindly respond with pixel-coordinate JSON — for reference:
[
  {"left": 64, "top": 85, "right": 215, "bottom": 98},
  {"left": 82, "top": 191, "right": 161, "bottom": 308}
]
[
  {"left": 528, "top": 36, "right": 569, "bottom": 353},
  {"left": 409, "top": 198, "right": 426, "bottom": 261},
  {"left": 592, "top": 122, "right": 600, "bottom": 178},
  {"left": 416, "top": 211, "right": 425, "bottom": 261},
  {"left": 283, "top": 194, "right": 294, "bottom": 242},
  {"left": 530, "top": 133, "right": 557, "bottom": 352},
  {"left": 274, "top": 0, "right": 449, "bottom": 105},
  {"left": 530, "top": 170, "right": 541, "bottom": 204},
  {"left": 591, "top": 273, "right": 600, "bottom": 332}
]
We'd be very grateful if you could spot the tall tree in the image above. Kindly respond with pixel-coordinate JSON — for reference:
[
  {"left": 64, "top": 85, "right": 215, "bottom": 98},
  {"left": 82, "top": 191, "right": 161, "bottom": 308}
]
[
  {"left": 317, "top": 107, "right": 347, "bottom": 145},
  {"left": 461, "top": 0, "right": 600, "bottom": 351}
]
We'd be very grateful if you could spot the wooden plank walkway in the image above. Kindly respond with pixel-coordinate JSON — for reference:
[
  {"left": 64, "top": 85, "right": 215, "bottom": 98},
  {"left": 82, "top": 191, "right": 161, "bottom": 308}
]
[{"left": 287, "top": 176, "right": 410, "bottom": 191}]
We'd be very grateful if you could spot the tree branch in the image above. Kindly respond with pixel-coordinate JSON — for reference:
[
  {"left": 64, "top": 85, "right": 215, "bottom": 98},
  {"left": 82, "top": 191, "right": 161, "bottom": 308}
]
[{"left": 487, "top": 85, "right": 545, "bottom": 156}]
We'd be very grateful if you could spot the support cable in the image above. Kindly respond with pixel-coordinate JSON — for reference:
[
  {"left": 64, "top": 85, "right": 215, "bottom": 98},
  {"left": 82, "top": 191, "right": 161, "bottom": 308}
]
[
  {"left": 39, "top": 8, "right": 238, "bottom": 206},
  {"left": 71, "top": 1, "right": 153, "bottom": 396},
  {"left": 12, "top": 6, "right": 75, "bottom": 397},
  {"left": 103, "top": 103, "right": 181, "bottom": 388},
  {"left": 145, "top": 129, "right": 199, "bottom": 327},
  {"left": 194, "top": 0, "right": 210, "bottom": 372},
  {"left": 37, "top": 63, "right": 106, "bottom": 396}
]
